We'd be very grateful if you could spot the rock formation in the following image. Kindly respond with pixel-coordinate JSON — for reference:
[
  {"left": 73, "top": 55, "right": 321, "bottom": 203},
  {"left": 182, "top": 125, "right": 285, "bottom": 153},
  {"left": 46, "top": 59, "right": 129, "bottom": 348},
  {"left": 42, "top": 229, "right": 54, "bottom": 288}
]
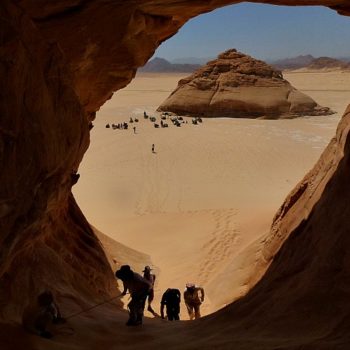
[
  {"left": 1, "top": 0, "right": 350, "bottom": 349},
  {"left": 158, "top": 49, "right": 334, "bottom": 118}
]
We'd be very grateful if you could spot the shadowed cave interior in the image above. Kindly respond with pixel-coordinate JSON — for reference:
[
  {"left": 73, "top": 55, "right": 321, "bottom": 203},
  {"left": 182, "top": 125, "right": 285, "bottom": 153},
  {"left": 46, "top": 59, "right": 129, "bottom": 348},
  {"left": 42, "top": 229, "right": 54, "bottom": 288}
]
[{"left": 1, "top": 1, "right": 350, "bottom": 349}]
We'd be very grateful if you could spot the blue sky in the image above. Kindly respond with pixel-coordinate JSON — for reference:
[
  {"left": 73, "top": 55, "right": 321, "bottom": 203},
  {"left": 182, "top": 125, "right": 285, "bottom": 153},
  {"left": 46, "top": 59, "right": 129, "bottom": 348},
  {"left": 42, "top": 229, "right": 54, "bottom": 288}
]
[{"left": 154, "top": 3, "right": 350, "bottom": 61}]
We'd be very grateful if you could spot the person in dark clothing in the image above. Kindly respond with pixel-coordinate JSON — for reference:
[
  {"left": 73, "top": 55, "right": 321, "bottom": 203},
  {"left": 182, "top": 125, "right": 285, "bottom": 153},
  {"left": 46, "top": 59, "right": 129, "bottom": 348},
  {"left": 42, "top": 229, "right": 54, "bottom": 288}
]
[
  {"left": 22, "top": 291, "right": 65, "bottom": 338},
  {"left": 115, "top": 265, "right": 151, "bottom": 326},
  {"left": 142, "top": 266, "right": 156, "bottom": 313},
  {"left": 160, "top": 288, "right": 181, "bottom": 321}
]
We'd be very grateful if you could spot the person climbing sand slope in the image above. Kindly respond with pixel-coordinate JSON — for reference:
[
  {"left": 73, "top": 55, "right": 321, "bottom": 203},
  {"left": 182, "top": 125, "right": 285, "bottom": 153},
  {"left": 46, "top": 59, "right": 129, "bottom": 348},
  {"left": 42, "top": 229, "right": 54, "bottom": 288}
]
[
  {"left": 184, "top": 283, "right": 205, "bottom": 320},
  {"left": 115, "top": 265, "right": 152, "bottom": 326},
  {"left": 160, "top": 288, "right": 181, "bottom": 321},
  {"left": 143, "top": 266, "right": 156, "bottom": 314}
]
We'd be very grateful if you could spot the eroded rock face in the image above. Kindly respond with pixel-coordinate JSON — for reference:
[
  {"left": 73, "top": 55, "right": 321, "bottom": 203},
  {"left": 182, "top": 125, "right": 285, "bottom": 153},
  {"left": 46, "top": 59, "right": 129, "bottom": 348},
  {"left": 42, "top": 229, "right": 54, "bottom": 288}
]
[
  {"left": 1, "top": 0, "right": 350, "bottom": 348},
  {"left": 0, "top": 1, "right": 115, "bottom": 317},
  {"left": 158, "top": 49, "right": 333, "bottom": 118}
]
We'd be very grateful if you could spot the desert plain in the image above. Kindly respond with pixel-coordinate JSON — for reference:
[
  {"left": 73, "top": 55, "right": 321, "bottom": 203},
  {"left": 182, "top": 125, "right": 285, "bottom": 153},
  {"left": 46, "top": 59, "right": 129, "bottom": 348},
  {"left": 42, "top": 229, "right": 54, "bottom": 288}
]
[{"left": 73, "top": 70, "right": 350, "bottom": 321}]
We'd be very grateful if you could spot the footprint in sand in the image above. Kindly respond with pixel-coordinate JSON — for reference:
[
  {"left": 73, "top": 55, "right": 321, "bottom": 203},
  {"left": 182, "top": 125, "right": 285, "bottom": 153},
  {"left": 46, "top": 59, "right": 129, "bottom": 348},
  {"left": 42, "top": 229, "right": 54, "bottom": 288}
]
[{"left": 197, "top": 208, "right": 241, "bottom": 284}]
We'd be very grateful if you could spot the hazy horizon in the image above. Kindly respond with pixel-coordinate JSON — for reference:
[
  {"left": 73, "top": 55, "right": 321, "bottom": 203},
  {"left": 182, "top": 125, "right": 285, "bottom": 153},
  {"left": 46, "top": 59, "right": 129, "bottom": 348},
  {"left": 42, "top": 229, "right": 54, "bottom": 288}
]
[
  {"left": 152, "top": 3, "right": 350, "bottom": 62},
  {"left": 147, "top": 53, "right": 350, "bottom": 65}
]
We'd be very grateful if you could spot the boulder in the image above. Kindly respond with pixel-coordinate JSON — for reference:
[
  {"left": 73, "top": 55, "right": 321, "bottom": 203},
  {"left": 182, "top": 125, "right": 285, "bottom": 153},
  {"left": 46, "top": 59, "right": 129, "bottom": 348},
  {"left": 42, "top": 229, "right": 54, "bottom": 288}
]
[{"left": 158, "top": 49, "right": 334, "bottom": 118}]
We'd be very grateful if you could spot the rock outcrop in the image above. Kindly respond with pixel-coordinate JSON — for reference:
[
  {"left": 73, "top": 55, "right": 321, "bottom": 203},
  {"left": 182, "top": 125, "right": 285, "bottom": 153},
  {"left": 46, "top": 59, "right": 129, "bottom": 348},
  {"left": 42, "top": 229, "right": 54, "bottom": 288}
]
[
  {"left": 2, "top": 0, "right": 350, "bottom": 349},
  {"left": 158, "top": 49, "right": 334, "bottom": 118}
]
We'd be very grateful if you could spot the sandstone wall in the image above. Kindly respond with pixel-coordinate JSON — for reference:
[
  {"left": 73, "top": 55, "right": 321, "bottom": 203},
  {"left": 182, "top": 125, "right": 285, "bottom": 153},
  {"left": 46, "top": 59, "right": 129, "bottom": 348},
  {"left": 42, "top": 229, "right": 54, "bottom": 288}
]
[{"left": 1, "top": 3, "right": 350, "bottom": 345}]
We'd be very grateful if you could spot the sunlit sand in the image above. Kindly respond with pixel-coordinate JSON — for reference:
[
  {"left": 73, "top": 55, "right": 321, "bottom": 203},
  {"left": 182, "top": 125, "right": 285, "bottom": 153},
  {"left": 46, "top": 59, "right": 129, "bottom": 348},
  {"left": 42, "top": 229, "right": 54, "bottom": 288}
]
[{"left": 73, "top": 71, "right": 349, "bottom": 319}]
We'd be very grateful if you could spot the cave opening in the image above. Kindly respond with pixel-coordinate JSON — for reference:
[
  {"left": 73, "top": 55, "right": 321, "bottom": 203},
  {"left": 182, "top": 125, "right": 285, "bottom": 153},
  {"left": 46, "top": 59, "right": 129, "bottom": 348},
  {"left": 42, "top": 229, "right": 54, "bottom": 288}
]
[
  {"left": 2, "top": 0, "right": 350, "bottom": 348},
  {"left": 72, "top": 3, "right": 350, "bottom": 320}
]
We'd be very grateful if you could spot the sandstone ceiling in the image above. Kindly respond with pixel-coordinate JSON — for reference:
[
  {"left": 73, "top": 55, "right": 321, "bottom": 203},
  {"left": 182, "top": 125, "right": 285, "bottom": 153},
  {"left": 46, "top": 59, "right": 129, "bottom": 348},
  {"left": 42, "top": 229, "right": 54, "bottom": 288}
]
[{"left": 1, "top": 0, "right": 350, "bottom": 348}]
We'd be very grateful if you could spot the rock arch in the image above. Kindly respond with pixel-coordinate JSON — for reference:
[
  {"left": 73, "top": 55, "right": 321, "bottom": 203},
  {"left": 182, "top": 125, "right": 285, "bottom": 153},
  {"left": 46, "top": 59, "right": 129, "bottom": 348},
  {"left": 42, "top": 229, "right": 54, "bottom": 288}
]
[{"left": 1, "top": 0, "right": 350, "bottom": 347}]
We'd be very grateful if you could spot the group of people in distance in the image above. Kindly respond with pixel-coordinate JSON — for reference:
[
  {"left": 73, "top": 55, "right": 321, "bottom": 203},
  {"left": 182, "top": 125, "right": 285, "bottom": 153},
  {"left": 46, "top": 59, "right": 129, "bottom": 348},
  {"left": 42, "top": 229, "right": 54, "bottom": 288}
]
[{"left": 115, "top": 264, "right": 205, "bottom": 326}]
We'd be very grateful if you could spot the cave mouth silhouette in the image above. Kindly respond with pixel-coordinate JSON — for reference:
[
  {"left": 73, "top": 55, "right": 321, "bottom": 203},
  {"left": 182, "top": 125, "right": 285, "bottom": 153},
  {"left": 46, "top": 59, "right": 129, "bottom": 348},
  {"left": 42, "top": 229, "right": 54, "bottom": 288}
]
[{"left": 1, "top": 1, "right": 350, "bottom": 348}]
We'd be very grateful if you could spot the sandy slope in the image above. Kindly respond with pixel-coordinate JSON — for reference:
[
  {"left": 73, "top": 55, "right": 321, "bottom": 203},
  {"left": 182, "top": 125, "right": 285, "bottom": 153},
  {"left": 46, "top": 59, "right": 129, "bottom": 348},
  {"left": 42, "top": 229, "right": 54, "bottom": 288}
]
[
  {"left": 3, "top": 71, "right": 348, "bottom": 350},
  {"left": 73, "top": 71, "right": 349, "bottom": 319}
]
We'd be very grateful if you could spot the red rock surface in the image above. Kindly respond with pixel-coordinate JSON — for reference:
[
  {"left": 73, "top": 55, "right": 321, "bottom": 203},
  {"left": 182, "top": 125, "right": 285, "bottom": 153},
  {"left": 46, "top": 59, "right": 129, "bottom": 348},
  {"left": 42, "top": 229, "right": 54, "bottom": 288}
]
[
  {"left": 1, "top": 0, "right": 350, "bottom": 349},
  {"left": 0, "top": 1, "right": 117, "bottom": 319},
  {"left": 158, "top": 49, "right": 333, "bottom": 118}
]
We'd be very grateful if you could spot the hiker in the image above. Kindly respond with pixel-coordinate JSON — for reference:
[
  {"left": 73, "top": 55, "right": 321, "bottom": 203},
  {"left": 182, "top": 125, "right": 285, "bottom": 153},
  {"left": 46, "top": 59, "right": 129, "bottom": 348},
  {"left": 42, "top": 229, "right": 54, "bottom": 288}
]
[
  {"left": 133, "top": 126, "right": 136, "bottom": 134},
  {"left": 142, "top": 266, "right": 156, "bottom": 313},
  {"left": 152, "top": 144, "right": 155, "bottom": 153},
  {"left": 115, "top": 265, "right": 151, "bottom": 326},
  {"left": 183, "top": 283, "right": 205, "bottom": 320},
  {"left": 22, "top": 291, "right": 65, "bottom": 338},
  {"left": 160, "top": 288, "right": 181, "bottom": 321}
]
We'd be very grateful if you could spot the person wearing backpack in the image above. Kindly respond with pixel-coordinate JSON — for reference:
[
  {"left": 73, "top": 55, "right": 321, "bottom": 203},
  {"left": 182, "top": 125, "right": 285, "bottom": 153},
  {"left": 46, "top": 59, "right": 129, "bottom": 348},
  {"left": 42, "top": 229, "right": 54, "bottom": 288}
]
[
  {"left": 116, "top": 265, "right": 152, "bottom": 326},
  {"left": 22, "top": 290, "right": 65, "bottom": 338},
  {"left": 183, "top": 283, "right": 205, "bottom": 320}
]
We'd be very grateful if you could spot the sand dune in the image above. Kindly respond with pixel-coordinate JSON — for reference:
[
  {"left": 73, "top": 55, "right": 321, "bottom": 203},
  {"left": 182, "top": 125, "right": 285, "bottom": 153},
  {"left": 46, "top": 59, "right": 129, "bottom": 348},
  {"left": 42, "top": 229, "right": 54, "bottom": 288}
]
[{"left": 73, "top": 71, "right": 348, "bottom": 320}]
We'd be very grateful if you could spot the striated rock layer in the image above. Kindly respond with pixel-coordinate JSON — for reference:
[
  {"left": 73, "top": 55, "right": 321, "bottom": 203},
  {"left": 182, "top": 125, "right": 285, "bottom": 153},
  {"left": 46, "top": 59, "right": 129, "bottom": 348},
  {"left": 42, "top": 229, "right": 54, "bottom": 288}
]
[
  {"left": 158, "top": 49, "right": 333, "bottom": 118},
  {"left": 1, "top": 0, "right": 350, "bottom": 348},
  {"left": 0, "top": 1, "right": 117, "bottom": 319}
]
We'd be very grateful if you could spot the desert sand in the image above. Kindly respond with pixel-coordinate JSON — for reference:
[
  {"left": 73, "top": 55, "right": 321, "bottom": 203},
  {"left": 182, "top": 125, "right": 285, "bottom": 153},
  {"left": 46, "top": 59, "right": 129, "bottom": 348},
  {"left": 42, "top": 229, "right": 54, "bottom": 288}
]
[
  {"left": 3, "top": 72, "right": 349, "bottom": 350},
  {"left": 73, "top": 71, "right": 349, "bottom": 321}
]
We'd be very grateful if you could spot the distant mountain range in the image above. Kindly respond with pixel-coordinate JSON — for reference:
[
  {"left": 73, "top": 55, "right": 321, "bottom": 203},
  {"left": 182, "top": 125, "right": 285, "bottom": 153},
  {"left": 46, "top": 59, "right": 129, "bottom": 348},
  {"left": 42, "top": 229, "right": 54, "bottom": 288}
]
[
  {"left": 306, "top": 57, "right": 350, "bottom": 70},
  {"left": 171, "top": 57, "right": 214, "bottom": 65},
  {"left": 139, "top": 57, "right": 201, "bottom": 73},
  {"left": 140, "top": 55, "right": 350, "bottom": 73},
  {"left": 270, "top": 55, "right": 350, "bottom": 70},
  {"left": 270, "top": 55, "right": 315, "bottom": 70}
]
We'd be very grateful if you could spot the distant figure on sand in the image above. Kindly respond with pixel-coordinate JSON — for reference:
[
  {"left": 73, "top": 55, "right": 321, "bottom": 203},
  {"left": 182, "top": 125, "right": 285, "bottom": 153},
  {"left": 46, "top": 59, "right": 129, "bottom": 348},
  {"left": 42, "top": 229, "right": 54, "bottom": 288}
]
[
  {"left": 152, "top": 144, "right": 155, "bottom": 153},
  {"left": 22, "top": 291, "right": 65, "bottom": 338},
  {"left": 116, "top": 265, "right": 152, "bottom": 326},
  {"left": 184, "top": 283, "right": 205, "bottom": 320},
  {"left": 160, "top": 288, "right": 181, "bottom": 321},
  {"left": 133, "top": 126, "right": 136, "bottom": 134},
  {"left": 143, "top": 266, "right": 156, "bottom": 314}
]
